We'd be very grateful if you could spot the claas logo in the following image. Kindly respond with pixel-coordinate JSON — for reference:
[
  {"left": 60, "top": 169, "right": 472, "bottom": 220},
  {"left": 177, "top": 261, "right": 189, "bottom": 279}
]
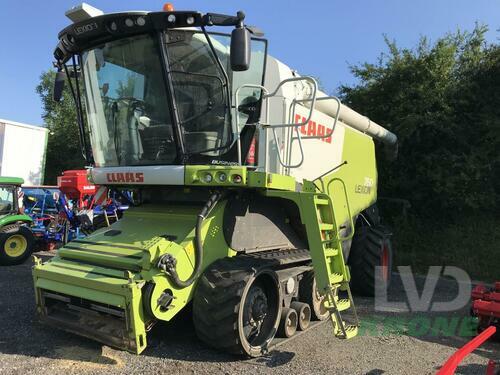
[
  {"left": 295, "top": 114, "right": 333, "bottom": 143},
  {"left": 106, "top": 172, "right": 144, "bottom": 183}
]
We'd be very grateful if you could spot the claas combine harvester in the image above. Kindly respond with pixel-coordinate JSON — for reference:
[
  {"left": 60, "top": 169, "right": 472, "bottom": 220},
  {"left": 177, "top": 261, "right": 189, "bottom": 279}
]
[{"left": 32, "top": 3, "right": 398, "bottom": 356}]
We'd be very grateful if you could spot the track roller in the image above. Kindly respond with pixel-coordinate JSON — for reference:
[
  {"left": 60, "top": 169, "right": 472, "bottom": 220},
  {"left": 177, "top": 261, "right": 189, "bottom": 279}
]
[
  {"left": 290, "top": 301, "right": 311, "bottom": 331},
  {"left": 278, "top": 307, "right": 298, "bottom": 338}
]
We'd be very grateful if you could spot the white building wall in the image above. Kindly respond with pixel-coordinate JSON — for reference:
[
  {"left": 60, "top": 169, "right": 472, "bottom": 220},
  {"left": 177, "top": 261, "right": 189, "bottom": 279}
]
[{"left": 0, "top": 119, "right": 48, "bottom": 185}]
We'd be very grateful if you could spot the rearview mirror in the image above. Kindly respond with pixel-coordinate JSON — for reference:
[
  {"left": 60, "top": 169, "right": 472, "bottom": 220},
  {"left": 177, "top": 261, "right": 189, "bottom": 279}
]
[
  {"left": 53, "top": 70, "right": 66, "bottom": 102},
  {"left": 230, "top": 27, "right": 251, "bottom": 72}
]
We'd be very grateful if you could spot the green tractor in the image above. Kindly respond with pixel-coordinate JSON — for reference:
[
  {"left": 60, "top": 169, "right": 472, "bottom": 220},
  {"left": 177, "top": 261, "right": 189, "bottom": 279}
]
[
  {"left": 0, "top": 177, "right": 35, "bottom": 265},
  {"left": 32, "top": 4, "right": 397, "bottom": 356}
]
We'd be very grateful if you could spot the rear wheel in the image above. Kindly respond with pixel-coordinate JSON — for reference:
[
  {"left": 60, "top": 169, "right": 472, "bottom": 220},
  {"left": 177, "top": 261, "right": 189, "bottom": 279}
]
[
  {"left": 0, "top": 225, "right": 35, "bottom": 266},
  {"left": 348, "top": 225, "right": 393, "bottom": 296},
  {"left": 193, "top": 257, "right": 281, "bottom": 357}
]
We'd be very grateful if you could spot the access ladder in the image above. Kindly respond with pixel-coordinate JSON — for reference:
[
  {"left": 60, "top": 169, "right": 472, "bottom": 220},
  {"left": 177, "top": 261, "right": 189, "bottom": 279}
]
[{"left": 302, "top": 190, "right": 359, "bottom": 339}]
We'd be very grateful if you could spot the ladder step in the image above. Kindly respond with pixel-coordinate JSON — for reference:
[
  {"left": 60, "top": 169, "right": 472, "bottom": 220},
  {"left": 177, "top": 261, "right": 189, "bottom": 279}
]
[
  {"left": 324, "top": 248, "right": 339, "bottom": 257},
  {"left": 336, "top": 324, "right": 358, "bottom": 339},
  {"left": 319, "top": 223, "right": 334, "bottom": 231},
  {"left": 324, "top": 297, "right": 350, "bottom": 311},
  {"left": 336, "top": 298, "right": 351, "bottom": 311},
  {"left": 314, "top": 198, "right": 329, "bottom": 206},
  {"left": 330, "top": 273, "right": 343, "bottom": 284}
]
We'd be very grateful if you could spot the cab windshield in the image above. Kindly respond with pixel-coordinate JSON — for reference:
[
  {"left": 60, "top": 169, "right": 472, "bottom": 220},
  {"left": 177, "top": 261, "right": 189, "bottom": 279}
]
[
  {"left": 0, "top": 186, "right": 15, "bottom": 215},
  {"left": 82, "top": 34, "right": 175, "bottom": 167},
  {"left": 81, "top": 31, "right": 266, "bottom": 167}
]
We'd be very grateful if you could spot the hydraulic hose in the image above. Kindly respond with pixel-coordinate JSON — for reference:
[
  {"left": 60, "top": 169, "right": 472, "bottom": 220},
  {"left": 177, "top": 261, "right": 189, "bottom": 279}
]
[{"left": 158, "top": 191, "right": 223, "bottom": 289}]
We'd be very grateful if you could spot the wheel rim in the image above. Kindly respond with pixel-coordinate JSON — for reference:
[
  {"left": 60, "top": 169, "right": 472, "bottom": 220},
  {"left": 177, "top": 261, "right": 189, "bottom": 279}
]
[
  {"left": 243, "top": 284, "right": 268, "bottom": 343},
  {"left": 4, "top": 234, "right": 28, "bottom": 258},
  {"left": 381, "top": 242, "right": 390, "bottom": 282},
  {"left": 298, "top": 305, "right": 311, "bottom": 330},
  {"left": 284, "top": 310, "right": 297, "bottom": 336},
  {"left": 313, "top": 279, "right": 328, "bottom": 318},
  {"left": 240, "top": 276, "right": 280, "bottom": 351}
]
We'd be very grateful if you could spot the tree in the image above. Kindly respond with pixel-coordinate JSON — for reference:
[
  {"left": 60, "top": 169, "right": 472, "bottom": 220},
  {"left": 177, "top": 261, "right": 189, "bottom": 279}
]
[
  {"left": 338, "top": 25, "right": 500, "bottom": 215},
  {"left": 36, "top": 70, "right": 85, "bottom": 184}
]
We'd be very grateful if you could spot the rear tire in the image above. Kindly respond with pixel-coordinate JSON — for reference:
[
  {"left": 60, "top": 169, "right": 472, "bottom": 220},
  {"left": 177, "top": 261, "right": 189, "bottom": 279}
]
[
  {"left": 348, "top": 225, "right": 393, "bottom": 297},
  {"left": 193, "top": 257, "right": 281, "bottom": 357},
  {"left": 0, "top": 225, "right": 35, "bottom": 266}
]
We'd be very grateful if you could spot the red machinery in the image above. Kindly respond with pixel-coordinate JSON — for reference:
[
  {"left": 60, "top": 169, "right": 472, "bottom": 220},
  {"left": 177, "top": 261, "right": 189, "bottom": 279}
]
[
  {"left": 57, "top": 170, "right": 96, "bottom": 209},
  {"left": 437, "top": 326, "right": 497, "bottom": 375},
  {"left": 436, "top": 283, "right": 499, "bottom": 374},
  {"left": 472, "top": 282, "right": 500, "bottom": 336}
]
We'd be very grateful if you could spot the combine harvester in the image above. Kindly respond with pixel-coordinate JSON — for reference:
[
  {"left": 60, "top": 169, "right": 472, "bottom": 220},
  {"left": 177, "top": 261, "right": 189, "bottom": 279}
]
[{"left": 32, "top": 3, "right": 398, "bottom": 356}]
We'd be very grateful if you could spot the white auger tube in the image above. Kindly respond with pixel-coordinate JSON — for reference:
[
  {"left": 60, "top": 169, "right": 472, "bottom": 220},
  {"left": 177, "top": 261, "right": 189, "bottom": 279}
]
[
  {"left": 317, "top": 96, "right": 397, "bottom": 145},
  {"left": 307, "top": 93, "right": 398, "bottom": 158}
]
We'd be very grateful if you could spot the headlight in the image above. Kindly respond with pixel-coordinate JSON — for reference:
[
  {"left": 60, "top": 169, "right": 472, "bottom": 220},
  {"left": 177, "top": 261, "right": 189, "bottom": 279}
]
[
  {"left": 136, "top": 16, "right": 146, "bottom": 26},
  {"left": 217, "top": 173, "right": 227, "bottom": 182},
  {"left": 203, "top": 173, "right": 213, "bottom": 183}
]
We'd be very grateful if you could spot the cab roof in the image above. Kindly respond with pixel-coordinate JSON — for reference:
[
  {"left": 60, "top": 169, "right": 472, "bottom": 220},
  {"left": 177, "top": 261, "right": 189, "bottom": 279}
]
[{"left": 0, "top": 177, "right": 24, "bottom": 186}]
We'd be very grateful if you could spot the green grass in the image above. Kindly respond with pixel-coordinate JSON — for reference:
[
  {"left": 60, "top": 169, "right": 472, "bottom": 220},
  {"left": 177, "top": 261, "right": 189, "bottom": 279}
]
[{"left": 386, "top": 212, "right": 499, "bottom": 283}]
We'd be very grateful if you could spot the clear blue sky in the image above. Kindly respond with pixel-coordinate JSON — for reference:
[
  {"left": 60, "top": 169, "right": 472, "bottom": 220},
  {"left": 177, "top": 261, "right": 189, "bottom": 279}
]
[{"left": 0, "top": 0, "right": 498, "bottom": 126}]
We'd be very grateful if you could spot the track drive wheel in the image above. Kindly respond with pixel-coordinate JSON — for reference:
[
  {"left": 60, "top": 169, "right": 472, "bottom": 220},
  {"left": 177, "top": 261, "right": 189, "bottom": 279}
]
[
  {"left": 348, "top": 225, "right": 393, "bottom": 296},
  {"left": 0, "top": 225, "right": 35, "bottom": 266},
  {"left": 193, "top": 257, "right": 281, "bottom": 357},
  {"left": 299, "top": 271, "right": 329, "bottom": 321}
]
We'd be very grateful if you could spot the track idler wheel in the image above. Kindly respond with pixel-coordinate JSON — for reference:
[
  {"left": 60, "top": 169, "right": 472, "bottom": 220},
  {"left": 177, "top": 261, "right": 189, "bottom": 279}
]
[
  {"left": 278, "top": 307, "right": 298, "bottom": 338},
  {"left": 290, "top": 301, "right": 311, "bottom": 331},
  {"left": 299, "top": 271, "right": 329, "bottom": 321}
]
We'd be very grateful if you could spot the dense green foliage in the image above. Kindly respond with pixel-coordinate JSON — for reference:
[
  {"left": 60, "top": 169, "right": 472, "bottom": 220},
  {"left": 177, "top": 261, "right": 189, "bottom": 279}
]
[
  {"left": 339, "top": 26, "right": 500, "bottom": 215},
  {"left": 393, "top": 213, "right": 499, "bottom": 282},
  {"left": 36, "top": 70, "right": 85, "bottom": 184}
]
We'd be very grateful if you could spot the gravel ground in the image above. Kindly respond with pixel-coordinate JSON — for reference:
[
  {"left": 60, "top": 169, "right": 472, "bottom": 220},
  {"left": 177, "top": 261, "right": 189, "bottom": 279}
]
[{"left": 0, "top": 253, "right": 498, "bottom": 375}]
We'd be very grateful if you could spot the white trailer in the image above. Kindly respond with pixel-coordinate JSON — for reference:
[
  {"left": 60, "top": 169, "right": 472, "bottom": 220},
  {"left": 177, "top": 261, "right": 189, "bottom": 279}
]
[{"left": 0, "top": 119, "right": 48, "bottom": 185}]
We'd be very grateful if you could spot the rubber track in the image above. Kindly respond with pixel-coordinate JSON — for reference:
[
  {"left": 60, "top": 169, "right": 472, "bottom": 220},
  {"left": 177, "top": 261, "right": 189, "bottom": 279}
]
[{"left": 193, "top": 256, "right": 268, "bottom": 355}]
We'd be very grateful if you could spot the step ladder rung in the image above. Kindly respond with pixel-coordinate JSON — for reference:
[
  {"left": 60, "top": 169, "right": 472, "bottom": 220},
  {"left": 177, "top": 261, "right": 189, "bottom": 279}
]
[
  {"left": 323, "top": 248, "right": 339, "bottom": 257},
  {"left": 319, "top": 223, "right": 334, "bottom": 231},
  {"left": 314, "top": 198, "right": 330, "bottom": 206},
  {"left": 329, "top": 273, "right": 343, "bottom": 284},
  {"left": 336, "top": 298, "right": 350, "bottom": 311},
  {"left": 336, "top": 324, "right": 358, "bottom": 339},
  {"left": 324, "top": 298, "right": 349, "bottom": 311}
]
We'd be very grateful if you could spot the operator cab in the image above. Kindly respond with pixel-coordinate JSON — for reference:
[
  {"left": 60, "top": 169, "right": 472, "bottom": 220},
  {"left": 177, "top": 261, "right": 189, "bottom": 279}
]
[
  {"left": 0, "top": 177, "right": 24, "bottom": 216},
  {"left": 54, "top": 6, "right": 267, "bottom": 168}
]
